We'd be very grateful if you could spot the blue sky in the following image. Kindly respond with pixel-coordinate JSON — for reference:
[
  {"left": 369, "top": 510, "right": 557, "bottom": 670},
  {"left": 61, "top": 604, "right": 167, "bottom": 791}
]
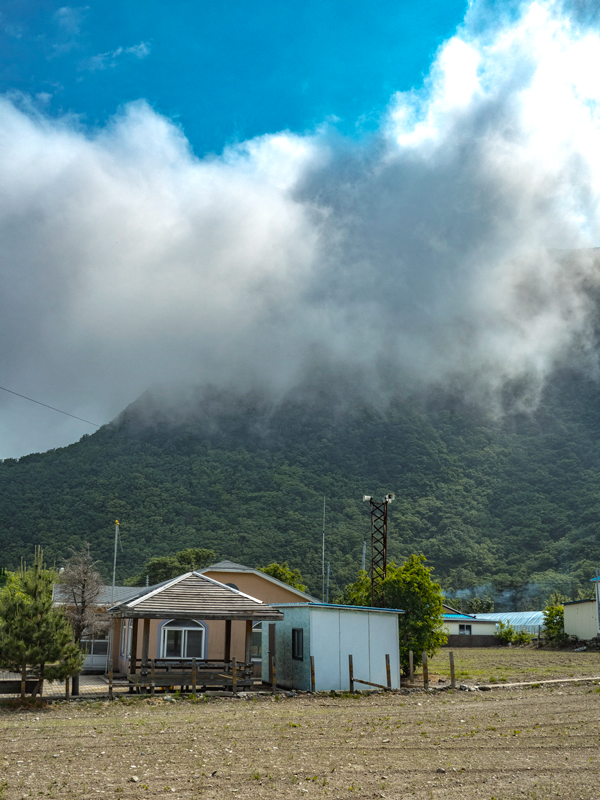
[{"left": 0, "top": 0, "right": 467, "bottom": 156}]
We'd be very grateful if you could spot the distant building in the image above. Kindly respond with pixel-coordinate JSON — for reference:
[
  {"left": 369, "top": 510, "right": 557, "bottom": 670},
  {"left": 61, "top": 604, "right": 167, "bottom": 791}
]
[{"left": 442, "top": 606, "right": 498, "bottom": 646}]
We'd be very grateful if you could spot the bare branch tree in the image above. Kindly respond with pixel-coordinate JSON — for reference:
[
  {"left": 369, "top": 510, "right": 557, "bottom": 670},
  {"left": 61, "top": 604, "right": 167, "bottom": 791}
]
[{"left": 59, "top": 544, "right": 107, "bottom": 642}]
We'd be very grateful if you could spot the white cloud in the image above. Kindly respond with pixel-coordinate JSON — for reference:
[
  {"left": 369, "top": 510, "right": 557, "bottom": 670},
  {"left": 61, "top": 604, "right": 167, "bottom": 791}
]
[
  {"left": 80, "top": 41, "right": 150, "bottom": 71},
  {"left": 3, "top": 0, "right": 600, "bottom": 455}
]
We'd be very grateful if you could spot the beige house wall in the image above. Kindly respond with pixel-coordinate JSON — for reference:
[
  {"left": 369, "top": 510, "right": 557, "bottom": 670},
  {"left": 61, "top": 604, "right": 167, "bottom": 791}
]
[
  {"left": 443, "top": 620, "right": 497, "bottom": 636},
  {"left": 114, "top": 570, "right": 308, "bottom": 674},
  {"left": 564, "top": 600, "right": 598, "bottom": 641}
]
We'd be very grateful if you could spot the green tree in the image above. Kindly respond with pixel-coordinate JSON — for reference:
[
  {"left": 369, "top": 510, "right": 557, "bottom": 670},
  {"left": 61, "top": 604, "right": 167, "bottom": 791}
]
[
  {"left": 0, "top": 549, "right": 83, "bottom": 698},
  {"left": 126, "top": 548, "right": 216, "bottom": 587},
  {"left": 336, "top": 570, "right": 371, "bottom": 605},
  {"left": 256, "top": 562, "right": 308, "bottom": 592},
  {"left": 543, "top": 602, "right": 567, "bottom": 646},
  {"left": 338, "top": 555, "right": 447, "bottom": 675}
]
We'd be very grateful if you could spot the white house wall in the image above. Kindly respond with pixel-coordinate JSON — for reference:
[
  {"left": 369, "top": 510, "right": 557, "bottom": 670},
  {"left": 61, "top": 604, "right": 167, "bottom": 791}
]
[{"left": 564, "top": 601, "right": 598, "bottom": 641}]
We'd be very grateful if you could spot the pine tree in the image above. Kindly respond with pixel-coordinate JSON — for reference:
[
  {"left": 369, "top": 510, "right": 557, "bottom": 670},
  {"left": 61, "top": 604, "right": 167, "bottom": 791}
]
[{"left": 0, "top": 548, "right": 83, "bottom": 698}]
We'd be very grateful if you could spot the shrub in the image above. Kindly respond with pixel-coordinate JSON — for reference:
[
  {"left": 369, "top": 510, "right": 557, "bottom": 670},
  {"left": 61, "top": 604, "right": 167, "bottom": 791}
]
[
  {"left": 496, "top": 620, "right": 517, "bottom": 645},
  {"left": 543, "top": 603, "right": 567, "bottom": 645}
]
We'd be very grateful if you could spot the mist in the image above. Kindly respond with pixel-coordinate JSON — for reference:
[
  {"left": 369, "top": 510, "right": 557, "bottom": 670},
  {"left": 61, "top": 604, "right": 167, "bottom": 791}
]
[{"left": 3, "top": 0, "right": 600, "bottom": 457}]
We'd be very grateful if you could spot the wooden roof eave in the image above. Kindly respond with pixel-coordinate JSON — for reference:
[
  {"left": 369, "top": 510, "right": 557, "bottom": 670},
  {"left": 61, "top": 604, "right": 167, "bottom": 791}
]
[{"left": 110, "top": 609, "right": 284, "bottom": 621}]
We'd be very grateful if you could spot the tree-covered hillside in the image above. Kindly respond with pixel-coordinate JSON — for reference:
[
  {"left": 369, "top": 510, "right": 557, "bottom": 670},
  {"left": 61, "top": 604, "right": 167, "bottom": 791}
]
[{"left": 1, "top": 370, "right": 600, "bottom": 609}]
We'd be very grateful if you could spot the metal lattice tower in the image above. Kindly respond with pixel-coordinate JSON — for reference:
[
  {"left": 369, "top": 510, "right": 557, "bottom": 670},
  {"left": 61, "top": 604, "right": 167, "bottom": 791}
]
[{"left": 363, "top": 494, "right": 394, "bottom": 607}]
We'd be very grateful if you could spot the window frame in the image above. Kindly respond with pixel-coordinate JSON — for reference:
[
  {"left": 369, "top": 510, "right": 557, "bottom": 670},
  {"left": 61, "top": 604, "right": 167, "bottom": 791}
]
[
  {"left": 458, "top": 624, "right": 472, "bottom": 635},
  {"left": 251, "top": 622, "right": 262, "bottom": 662},
  {"left": 160, "top": 619, "right": 206, "bottom": 659},
  {"left": 291, "top": 628, "right": 304, "bottom": 661}
]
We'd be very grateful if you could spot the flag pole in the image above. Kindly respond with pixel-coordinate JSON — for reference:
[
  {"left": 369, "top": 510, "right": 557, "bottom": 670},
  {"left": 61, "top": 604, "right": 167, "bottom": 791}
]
[{"left": 112, "top": 521, "right": 119, "bottom": 605}]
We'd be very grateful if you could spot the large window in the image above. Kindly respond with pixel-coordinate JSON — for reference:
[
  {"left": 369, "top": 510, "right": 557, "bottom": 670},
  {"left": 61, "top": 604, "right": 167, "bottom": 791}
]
[
  {"left": 160, "top": 619, "right": 205, "bottom": 659},
  {"left": 458, "top": 624, "right": 472, "bottom": 635},
  {"left": 120, "top": 620, "right": 131, "bottom": 657},
  {"left": 250, "top": 622, "right": 262, "bottom": 662}
]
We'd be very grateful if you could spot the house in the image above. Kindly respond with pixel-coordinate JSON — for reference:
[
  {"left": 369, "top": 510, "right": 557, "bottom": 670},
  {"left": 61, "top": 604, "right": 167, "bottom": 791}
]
[
  {"left": 261, "top": 602, "right": 402, "bottom": 691},
  {"left": 112, "top": 561, "right": 319, "bottom": 677},
  {"left": 442, "top": 611, "right": 498, "bottom": 646},
  {"left": 108, "top": 572, "right": 284, "bottom": 692}
]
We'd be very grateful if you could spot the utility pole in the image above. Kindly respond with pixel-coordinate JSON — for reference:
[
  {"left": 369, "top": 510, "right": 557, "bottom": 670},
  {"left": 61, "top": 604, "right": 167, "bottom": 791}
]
[
  {"left": 322, "top": 496, "right": 326, "bottom": 601},
  {"left": 363, "top": 494, "right": 394, "bottom": 607},
  {"left": 362, "top": 541, "right": 366, "bottom": 572},
  {"left": 326, "top": 561, "right": 330, "bottom": 604},
  {"left": 111, "top": 521, "right": 119, "bottom": 606}
]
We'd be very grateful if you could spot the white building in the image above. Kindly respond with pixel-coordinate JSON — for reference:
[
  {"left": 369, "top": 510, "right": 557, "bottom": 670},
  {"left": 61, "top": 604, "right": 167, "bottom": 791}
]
[
  {"left": 563, "top": 599, "right": 598, "bottom": 640},
  {"left": 262, "top": 603, "right": 402, "bottom": 692}
]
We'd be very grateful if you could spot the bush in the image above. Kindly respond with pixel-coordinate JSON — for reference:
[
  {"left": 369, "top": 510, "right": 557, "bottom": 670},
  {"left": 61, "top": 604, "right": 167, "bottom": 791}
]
[
  {"left": 496, "top": 620, "right": 517, "bottom": 645},
  {"left": 543, "top": 603, "right": 568, "bottom": 645}
]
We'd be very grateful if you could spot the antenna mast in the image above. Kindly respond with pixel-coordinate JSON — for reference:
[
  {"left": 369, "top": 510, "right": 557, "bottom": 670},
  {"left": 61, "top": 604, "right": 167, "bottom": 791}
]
[
  {"left": 362, "top": 494, "right": 394, "bottom": 607},
  {"left": 322, "top": 496, "right": 326, "bottom": 601},
  {"left": 112, "top": 521, "right": 119, "bottom": 605}
]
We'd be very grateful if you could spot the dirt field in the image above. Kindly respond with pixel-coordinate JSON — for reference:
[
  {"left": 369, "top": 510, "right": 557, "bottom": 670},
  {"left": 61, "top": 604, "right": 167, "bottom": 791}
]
[
  {"left": 428, "top": 646, "right": 600, "bottom": 685},
  {"left": 2, "top": 679, "right": 600, "bottom": 799}
]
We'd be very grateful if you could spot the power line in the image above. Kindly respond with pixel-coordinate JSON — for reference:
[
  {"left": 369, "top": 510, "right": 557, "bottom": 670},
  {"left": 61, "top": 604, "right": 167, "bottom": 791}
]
[{"left": 0, "top": 385, "right": 100, "bottom": 428}]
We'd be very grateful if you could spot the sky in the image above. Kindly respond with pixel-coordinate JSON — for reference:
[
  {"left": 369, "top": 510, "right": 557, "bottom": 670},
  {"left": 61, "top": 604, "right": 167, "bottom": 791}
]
[{"left": 3, "top": 0, "right": 600, "bottom": 458}]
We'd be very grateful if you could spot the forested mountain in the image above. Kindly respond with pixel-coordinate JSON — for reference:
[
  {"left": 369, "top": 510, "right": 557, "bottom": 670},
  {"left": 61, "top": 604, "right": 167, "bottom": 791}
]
[{"left": 2, "top": 369, "right": 600, "bottom": 609}]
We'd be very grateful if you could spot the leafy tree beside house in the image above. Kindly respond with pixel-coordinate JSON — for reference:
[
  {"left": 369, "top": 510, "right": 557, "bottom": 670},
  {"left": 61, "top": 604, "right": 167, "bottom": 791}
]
[
  {"left": 125, "top": 548, "right": 216, "bottom": 587},
  {"left": 0, "top": 549, "right": 83, "bottom": 699},
  {"left": 543, "top": 601, "right": 567, "bottom": 645},
  {"left": 337, "top": 554, "right": 447, "bottom": 676},
  {"left": 256, "top": 562, "right": 308, "bottom": 592}
]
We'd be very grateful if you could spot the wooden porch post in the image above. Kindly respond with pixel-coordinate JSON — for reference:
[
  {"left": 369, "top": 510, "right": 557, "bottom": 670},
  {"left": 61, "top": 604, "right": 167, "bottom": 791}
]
[
  {"left": 244, "top": 620, "right": 253, "bottom": 676},
  {"left": 129, "top": 618, "right": 139, "bottom": 676},
  {"left": 141, "top": 618, "right": 150, "bottom": 664},
  {"left": 224, "top": 619, "right": 232, "bottom": 664}
]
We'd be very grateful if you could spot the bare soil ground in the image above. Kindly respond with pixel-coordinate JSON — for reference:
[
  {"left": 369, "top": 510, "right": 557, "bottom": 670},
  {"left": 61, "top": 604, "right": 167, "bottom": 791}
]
[{"left": 2, "top": 677, "right": 600, "bottom": 799}]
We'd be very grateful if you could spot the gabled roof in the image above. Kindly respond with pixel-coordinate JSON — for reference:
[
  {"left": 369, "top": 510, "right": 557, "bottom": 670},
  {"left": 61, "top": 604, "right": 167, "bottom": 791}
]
[
  {"left": 108, "top": 571, "right": 284, "bottom": 621},
  {"left": 442, "top": 602, "right": 475, "bottom": 617},
  {"left": 201, "top": 561, "right": 320, "bottom": 603},
  {"left": 53, "top": 584, "right": 141, "bottom": 606}
]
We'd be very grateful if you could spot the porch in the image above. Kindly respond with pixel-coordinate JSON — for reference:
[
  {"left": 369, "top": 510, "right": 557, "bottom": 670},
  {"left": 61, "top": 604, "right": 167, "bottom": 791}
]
[{"left": 108, "top": 571, "right": 284, "bottom": 694}]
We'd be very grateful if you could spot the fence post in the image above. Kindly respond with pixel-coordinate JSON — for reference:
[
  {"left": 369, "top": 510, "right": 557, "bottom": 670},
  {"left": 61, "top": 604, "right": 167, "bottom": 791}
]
[
  {"left": 385, "top": 654, "right": 392, "bottom": 690},
  {"left": 150, "top": 659, "right": 155, "bottom": 695},
  {"left": 409, "top": 650, "right": 414, "bottom": 684},
  {"left": 192, "top": 657, "right": 197, "bottom": 696},
  {"left": 449, "top": 651, "right": 455, "bottom": 690},
  {"left": 232, "top": 657, "right": 237, "bottom": 694},
  {"left": 310, "top": 655, "right": 315, "bottom": 692},
  {"left": 65, "top": 677, "right": 70, "bottom": 701},
  {"left": 108, "top": 659, "right": 113, "bottom": 701},
  {"left": 422, "top": 652, "right": 429, "bottom": 690},
  {"left": 538, "top": 625, "right": 542, "bottom": 648},
  {"left": 269, "top": 623, "right": 277, "bottom": 694},
  {"left": 349, "top": 654, "right": 354, "bottom": 693}
]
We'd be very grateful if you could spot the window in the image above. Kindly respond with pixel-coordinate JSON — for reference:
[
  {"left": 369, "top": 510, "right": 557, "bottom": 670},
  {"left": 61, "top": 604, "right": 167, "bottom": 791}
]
[
  {"left": 120, "top": 620, "right": 131, "bottom": 657},
  {"left": 225, "top": 582, "right": 239, "bottom": 591},
  {"left": 160, "top": 619, "right": 205, "bottom": 658},
  {"left": 459, "top": 624, "right": 472, "bottom": 635},
  {"left": 292, "top": 628, "right": 303, "bottom": 660},
  {"left": 251, "top": 622, "right": 262, "bottom": 661}
]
